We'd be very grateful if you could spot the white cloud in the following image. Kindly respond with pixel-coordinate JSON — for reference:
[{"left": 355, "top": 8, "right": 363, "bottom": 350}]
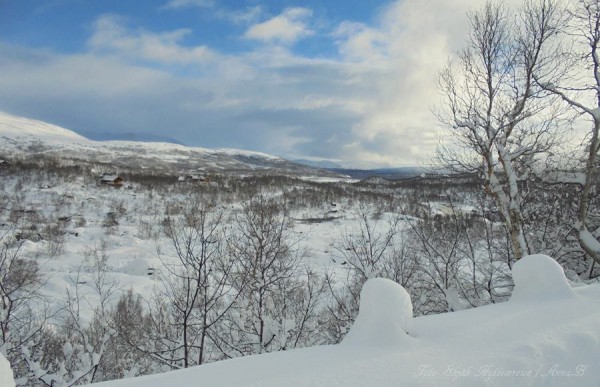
[
  {"left": 325, "top": 0, "right": 476, "bottom": 167},
  {"left": 0, "top": 0, "right": 531, "bottom": 168},
  {"left": 244, "top": 7, "right": 314, "bottom": 44},
  {"left": 88, "top": 15, "right": 215, "bottom": 65},
  {"left": 162, "top": 0, "right": 214, "bottom": 10},
  {"left": 216, "top": 5, "right": 263, "bottom": 25}
]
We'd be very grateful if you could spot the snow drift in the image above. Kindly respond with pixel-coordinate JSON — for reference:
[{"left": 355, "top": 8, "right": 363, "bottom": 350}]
[
  {"left": 342, "top": 278, "right": 414, "bottom": 347},
  {"left": 80, "top": 254, "right": 600, "bottom": 387},
  {"left": 511, "top": 254, "right": 576, "bottom": 302},
  {"left": 1, "top": 353, "right": 16, "bottom": 387}
]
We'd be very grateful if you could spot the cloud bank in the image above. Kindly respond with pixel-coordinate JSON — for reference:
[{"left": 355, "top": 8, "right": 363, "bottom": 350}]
[{"left": 0, "top": 0, "right": 482, "bottom": 168}]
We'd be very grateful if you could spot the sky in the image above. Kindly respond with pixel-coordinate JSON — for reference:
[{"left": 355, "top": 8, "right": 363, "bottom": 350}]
[{"left": 0, "top": 0, "right": 480, "bottom": 168}]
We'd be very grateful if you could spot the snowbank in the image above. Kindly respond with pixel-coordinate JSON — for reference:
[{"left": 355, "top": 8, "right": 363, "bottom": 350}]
[
  {"left": 343, "top": 278, "right": 413, "bottom": 347},
  {"left": 511, "top": 254, "right": 576, "bottom": 302},
  {"left": 89, "top": 262, "right": 600, "bottom": 387},
  {"left": 0, "top": 353, "right": 16, "bottom": 387}
]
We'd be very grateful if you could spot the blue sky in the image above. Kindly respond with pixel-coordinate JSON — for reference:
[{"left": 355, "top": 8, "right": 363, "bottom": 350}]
[{"left": 0, "top": 0, "right": 480, "bottom": 168}]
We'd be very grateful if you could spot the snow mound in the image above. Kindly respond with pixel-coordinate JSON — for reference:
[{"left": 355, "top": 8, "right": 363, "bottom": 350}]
[
  {"left": 0, "top": 353, "right": 16, "bottom": 387},
  {"left": 343, "top": 278, "right": 413, "bottom": 346},
  {"left": 511, "top": 254, "right": 576, "bottom": 302}
]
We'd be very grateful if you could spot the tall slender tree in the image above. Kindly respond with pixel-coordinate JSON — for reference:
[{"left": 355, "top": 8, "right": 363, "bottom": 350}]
[
  {"left": 535, "top": 0, "right": 600, "bottom": 268},
  {"left": 437, "top": 0, "right": 562, "bottom": 260}
]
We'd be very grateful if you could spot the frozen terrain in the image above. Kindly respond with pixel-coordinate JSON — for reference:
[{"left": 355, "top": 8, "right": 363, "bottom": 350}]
[
  {"left": 0, "top": 111, "right": 340, "bottom": 177},
  {"left": 1, "top": 352, "right": 16, "bottom": 387},
  {"left": 2, "top": 112, "right": 598, "bottom": 386},
  {"left": 88, "top": 256, "right": 600, "bottom": 387}
]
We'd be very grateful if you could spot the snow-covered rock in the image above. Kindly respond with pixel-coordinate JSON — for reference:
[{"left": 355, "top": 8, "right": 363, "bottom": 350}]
[
  {"left": 511, "top": 254, "right": 576, "bottom": 302},
  {"left": 0, "top": 353, "right": 16, "bottom": 387},
  {"left": 343, "top": 278, "right": 414, "bottom": 347}
]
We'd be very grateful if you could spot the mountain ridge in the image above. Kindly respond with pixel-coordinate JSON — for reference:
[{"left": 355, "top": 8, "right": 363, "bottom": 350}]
[
  {"left": 0, "top": 111, "right": 340, "bottom": 178},
  {"left": 77, "top": 131, "right": 186, "bottom": 146}
]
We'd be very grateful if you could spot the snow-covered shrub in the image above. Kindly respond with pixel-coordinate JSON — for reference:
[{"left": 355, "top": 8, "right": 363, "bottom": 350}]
[
  {"left": 408, "top": 208, "right": 513, "bottom": 314},
  {"left": 42, "top": 223, "right": 67, "bottom": 257},
  {"left": 343, "top": 278, "right": 413, "bottom": 347},
  {"left": 511, "top": 254, "right": 576, "bottom": 302}
]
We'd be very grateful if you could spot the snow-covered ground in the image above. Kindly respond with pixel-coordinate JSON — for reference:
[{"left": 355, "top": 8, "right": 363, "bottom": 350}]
[
  {"left": 2, "top": 177, "right": 355, "bottom": 307},
  {"left": 2, "top": 112, "right": 599, "bottom": 386},
  {"left": 89, "top": 255, "right": 600, "bottom": 387},
  {"left": 1, "top": 352, "right": 16, "bottom": 387},
  {"left": 4, "top": 163, "right": 597, "bottom": 387}
]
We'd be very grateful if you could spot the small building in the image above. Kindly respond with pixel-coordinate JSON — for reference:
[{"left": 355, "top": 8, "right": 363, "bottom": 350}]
[
  {"left": 100, "top": 174, "right": 124, "bottom": 186},
  {"left": 190, "top": 175, "right": 208, "bottom": 183},
  {"left": 0, "top": 159, "right": 10, "bottom": 168},
  {"left": 177, "top": 175, "right": 209, "bottom": 183}
]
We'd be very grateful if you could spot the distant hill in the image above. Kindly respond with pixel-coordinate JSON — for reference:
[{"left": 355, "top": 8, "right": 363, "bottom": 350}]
[
  {"left": 78, "top": 131, "right": 186, "bottom": 146},
  {"left": 292, "top": 159, "right": 426, "bottom": 180},
  {"left": 0, "top": 111, "right": 341, "bottom": 178},
  {"left": 327, "top": 167, "right": 425, "bottom": 180},
  {"left": 293, "top": 159, "right": 345, "bottom": 169}
]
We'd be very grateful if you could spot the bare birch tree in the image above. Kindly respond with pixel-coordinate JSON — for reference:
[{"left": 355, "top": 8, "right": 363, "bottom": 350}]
[
  {"left": 222, "top": 194, "right": 323, "bottom": 356},
  {"left": 436, "top": 0, "right": 562, "bottom": 260},
  {"left": 535, "top": 0, "right": 600, "bottom": 268},
  {"left": 146, "top": 195, "right": 238, "bottom": 368}
]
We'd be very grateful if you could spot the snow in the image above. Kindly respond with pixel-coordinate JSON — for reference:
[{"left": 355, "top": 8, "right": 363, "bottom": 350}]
[
  {"left": 214, "top": 147, "right": 280, "bottom": 160},
  {"left": 0, "top": 352, "right": 16, "bottom": 387},
  {"left": 101, "top": 174, "right": 120, "bottom": 182},
  {"left": 0, "top": 111, "right": 90, "bottom": 145},
  {"left": 342, "top": 278, "right": 413, "bottom": 347},
  {"left": 580, "top": 228, "right": 600, "bottom": 254},
  {"left": 2, "top": 111, "right": 599, "bottom": 386},
  {"left": 510, "top": 254, "right": 576, "bottom": 302},
  {"left": 544, "top": 171, "right": 586, "bottom": 185},
  {"left": 90, "top": 265, "right": 600, "bottom": 387},
  {"left": 0, "top": 111, "right": 305, "bottom": 174}
]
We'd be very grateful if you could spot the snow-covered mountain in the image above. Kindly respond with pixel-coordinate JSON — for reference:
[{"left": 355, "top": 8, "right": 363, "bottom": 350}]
[
  {"left": 0, "top": 112, "right": 338, "bottom": 177},
  {"left": 77, "top": 131, "right": 186, "bottom": 145}
]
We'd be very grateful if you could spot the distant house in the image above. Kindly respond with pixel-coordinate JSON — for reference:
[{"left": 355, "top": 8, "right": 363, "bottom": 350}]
[
  {"left": 191, "top": 175, "right": 208, "bottom": 183},
  {"left": 177, "top": 175, "right": 209, "bottom": 183},
  {"left": 100, "top": 174, "right": 124, "bottom": 186},
  {"left": 0, "top": 159, "right": 10, "bottom": 169}
]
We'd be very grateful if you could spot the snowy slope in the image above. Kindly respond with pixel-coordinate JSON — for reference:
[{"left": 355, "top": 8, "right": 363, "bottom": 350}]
[
  {"left": 0, "top": 112, "right": 90, "bottom": 146},
  {"left": 0, "top": 111, "right": 336, "bottom": 176},
  {"left": 90, "top": 256, "right": 600, "bottom": 387}
]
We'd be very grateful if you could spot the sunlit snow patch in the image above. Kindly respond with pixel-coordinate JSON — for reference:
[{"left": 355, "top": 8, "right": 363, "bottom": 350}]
[
  {"left": 510, "top": 254, "right": 576, "bottom": 302},
  {"left": 1, "top": 353, "right": 16, "bottom": 387},
  {"left": 343, "top": 278, "right": 414, "bottom": 347}
]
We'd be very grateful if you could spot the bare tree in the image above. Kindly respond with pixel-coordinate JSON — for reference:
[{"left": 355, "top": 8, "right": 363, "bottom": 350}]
[
  {"left": 323, "top": 205, "right": 419, "bottom": 342},
  {"left": 18, "top": 242, "right": 118, "bottom": 386},
  {"left": 104, "top": 289, "right": 153, "bottom": 380},
  {"left": 535, "top": 0, "right": 600, "bottom": 268},
  {"left": 407, "top": 202, "right": 512, "bottom": 314},
  {"left": 223, "top": 193, "right": 320, "bottom": 355},
  {"left": 333, "top": 206, "right": 404, "bottom": 282},
  {"left": 0, "top": 232, "right": 40, "bottom": 351},
  {"left": 144, "top": 195, "right": 238, "bottom": 368},
  {"left": 436, "top": 0, "right": 562, "bottom": 260}
]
